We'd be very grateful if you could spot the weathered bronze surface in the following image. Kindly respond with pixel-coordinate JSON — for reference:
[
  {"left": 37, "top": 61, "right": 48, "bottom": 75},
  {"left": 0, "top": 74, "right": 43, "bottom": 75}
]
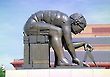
[{"left": 23, "top": 10, "right": 95, "bottom": 68}]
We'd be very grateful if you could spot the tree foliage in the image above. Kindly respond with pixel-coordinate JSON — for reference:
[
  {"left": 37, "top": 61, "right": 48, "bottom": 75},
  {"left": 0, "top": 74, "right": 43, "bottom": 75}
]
[{"left": 0, "top": 67, "right": 5, "bottom": 77}]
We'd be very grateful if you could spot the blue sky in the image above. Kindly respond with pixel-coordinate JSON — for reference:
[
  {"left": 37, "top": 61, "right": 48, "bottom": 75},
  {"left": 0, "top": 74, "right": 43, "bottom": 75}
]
[{"left": 0, "top": 0, "right": 110, "bottom": 69}]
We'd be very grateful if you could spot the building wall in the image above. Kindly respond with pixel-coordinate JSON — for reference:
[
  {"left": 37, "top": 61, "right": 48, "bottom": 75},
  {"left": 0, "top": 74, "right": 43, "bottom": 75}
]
[
  {"left": 72, "top": 24, "right": 110, "bottom": 51},
  {"left": 73, "top": 24, "right": 110, "bottom": 37}
]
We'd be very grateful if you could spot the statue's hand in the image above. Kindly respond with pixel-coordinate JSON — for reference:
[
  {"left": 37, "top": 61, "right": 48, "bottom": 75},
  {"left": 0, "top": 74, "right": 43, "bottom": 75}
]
[
  {"left": 84, "top": 43, "right": 93, "bottom": 51},
  {"left": 72, "top": 58, "right": 90, "bottom": 67}
]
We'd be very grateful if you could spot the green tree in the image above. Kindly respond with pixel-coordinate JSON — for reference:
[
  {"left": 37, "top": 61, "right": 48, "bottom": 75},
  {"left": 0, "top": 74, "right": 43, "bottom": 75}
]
[{"left": 0, "top": 67, "right": 5, "bottom": 77}]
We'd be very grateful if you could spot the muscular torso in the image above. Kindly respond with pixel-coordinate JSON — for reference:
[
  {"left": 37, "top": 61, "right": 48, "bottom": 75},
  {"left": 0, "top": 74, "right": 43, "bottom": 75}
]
[
  {"left": 25, "top": 10, "right": 70, "bottom": 28},
  {"left": 24, "top": 10, "right": 76, "bottom": 57},
  {"left": 24, "top": 10, "right": 72, "bottom": 46}
]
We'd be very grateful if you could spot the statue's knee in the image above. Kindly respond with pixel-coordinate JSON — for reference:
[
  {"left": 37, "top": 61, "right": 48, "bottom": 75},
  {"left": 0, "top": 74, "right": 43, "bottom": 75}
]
[
  {"left": 57, "top": 28, "right": 62, "bottom": 36},
  {"left": 50, "top": 28, "right": 62, "bottom": 37}
]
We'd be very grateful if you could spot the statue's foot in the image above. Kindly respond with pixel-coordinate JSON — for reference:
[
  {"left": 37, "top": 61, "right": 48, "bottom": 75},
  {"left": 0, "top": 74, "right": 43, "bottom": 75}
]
[
  {"left": 57, "top": 63, "right": 70, "bottom": 66},
  {"left": 71, "top": 63, "right": 78, "bottom": 66},
  {"left": 72, "top": 58, "right": 90, "bottom": 67},
  {"left": 57, "top": 58, "right": 71, "bottom": 66},
  {"left": 72, "top": 58, "right": 81, "bottom": 65},
  {"left": 82, "top": 62, "right": 90, "bottom": 67}
]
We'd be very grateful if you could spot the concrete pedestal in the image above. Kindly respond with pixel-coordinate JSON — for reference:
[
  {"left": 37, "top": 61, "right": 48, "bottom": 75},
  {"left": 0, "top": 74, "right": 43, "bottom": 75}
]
[
  {"left": 6, "top": 69, "right": 110, "bottom": 77},
  {"left": 23, "top": 35, "right": 50, "bottom": 69}
]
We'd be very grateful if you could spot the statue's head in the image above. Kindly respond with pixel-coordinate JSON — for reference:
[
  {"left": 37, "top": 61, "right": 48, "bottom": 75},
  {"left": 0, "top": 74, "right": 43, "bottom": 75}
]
[{"left": 69, "top": 13, "right": 86, "bottom": 34}]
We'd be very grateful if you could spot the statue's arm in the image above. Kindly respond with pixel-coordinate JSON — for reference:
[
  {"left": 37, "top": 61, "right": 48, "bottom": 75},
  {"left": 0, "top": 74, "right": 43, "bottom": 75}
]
[
  {"left": 73, "top": 41, "right": 93, "bottom": 50},
  {"left": 73, "top": 41, "right": 96, "bottom": 65},
  {"left": 62, "top": 26, "right": 86, "bottom": 50},
  {"left": 73, "top": 42, "right": 85, "bottom": 49},
  {"left": 62, "top": 26, "right": 76, "bottom": 57}
]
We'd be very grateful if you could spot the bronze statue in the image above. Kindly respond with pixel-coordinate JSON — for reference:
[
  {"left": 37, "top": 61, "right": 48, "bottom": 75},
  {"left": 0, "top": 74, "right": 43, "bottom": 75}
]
[{"left": 24, "top": 10, "right": 94, "bottom": 67}]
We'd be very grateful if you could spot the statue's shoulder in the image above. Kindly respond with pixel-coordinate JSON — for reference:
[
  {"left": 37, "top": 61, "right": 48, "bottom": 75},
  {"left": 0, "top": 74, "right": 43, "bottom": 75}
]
[{"left": 35, "top": 10, "right": 67, "bottom": 15}]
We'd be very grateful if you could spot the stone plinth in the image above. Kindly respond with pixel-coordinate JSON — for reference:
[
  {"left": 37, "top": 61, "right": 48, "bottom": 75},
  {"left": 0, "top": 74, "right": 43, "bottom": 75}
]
[
  {"left": 23, "top": 35, "right": 50, "bottom": 69},
  {"left": 6, "top": 69, "right": 110, "bottom": 77}
]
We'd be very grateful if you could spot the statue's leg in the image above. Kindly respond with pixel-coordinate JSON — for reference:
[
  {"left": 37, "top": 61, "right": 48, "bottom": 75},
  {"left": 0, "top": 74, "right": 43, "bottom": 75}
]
[
  {"left": 63, "top": 40, "right": 89, "bottom": 67},
  {"left": 49, "top": 26, "right": 69, "bottom": 66},
  {"left": 25, "top": 22, "right": 70, "bottom": 66},
  {"left": 62, "top": 38, "right": 83, "bottom": 66}
]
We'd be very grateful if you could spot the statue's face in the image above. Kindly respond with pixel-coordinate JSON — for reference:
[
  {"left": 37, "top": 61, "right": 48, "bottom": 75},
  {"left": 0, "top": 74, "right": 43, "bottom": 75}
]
[
  {"left": 71, "top": 24, "right": 84, "bottom": 34},
  {"left": 70, "top": 13, "right": 86, "bottom": 34}
]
